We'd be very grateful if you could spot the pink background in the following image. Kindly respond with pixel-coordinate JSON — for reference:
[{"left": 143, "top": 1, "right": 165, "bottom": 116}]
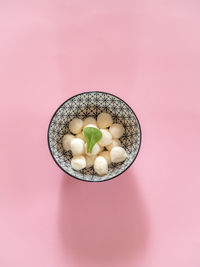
[{"left": 0, "top": 1, "right": 200, "bottom": 266}]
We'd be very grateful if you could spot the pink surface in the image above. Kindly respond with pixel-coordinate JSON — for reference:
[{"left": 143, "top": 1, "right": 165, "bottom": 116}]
[{"left": 0, "top": 1, "right": 200, "bottom": 266}]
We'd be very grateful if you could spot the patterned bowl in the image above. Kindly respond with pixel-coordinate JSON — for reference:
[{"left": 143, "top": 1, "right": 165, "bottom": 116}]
[{"left": 47, "top": 91, "right": 141, "bottom": 182}]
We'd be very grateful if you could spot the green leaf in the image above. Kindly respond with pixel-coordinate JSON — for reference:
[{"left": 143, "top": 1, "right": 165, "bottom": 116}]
[{"left": 83, "top": 127, "right": 102, "bottom": 153}]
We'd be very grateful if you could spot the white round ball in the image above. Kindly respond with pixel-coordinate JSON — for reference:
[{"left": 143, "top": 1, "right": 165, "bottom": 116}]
[
  {"left": 106, "top": 139, "right": 121, "bottom": 151},
  {"left": 62, "top": 134, "right": 75, "bottom": 151},
  {"left": 83, "top": 124, "right": 98, "bottom": 129},
  {"left": 98, "top": 151, "right": 111, "bottom": 165},
  {"left": 109, "top": 124, "right": 125, "bottom": 139},
  {"left": 97, "top": 112, "right": 113, "bottom": 128},
  {"left": 69, "top": 118, "right": 83, "bottom": 134},
  {"left": 70, "top": 138, "right": 85, "bottom": 156},
  {"left": 110, "top": 146, "right": 127, "bottom": 163},
  {"left": 85, "top": 155, "right": 96, "bottom": 168},
  {"left": 71, "top": 156, "right": 86, "bottom": 171},
  {"left": 98, "top": 129, "right": 112, "bottom": 146},
  {"left": 85, "top": 143, "right": 100, "bottom": 156},
  {"left": 94, "top": 156, "right": 108, "bottom": 176},
  {"left": 76, "top": 132, "right": 86, "bottom": 143},
  {"left": 83, "top": 117, "right": 97, "bottom": 127}
]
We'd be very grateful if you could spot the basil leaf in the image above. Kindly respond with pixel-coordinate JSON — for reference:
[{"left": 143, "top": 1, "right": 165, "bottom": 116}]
[{"left": 83, "top": 127, "right": 102, "bottom": 153}]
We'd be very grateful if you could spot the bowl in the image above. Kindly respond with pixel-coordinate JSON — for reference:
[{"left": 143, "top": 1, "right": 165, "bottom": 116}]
[{"left": 47, "top": 91, "right": 141, "bottom": 182}]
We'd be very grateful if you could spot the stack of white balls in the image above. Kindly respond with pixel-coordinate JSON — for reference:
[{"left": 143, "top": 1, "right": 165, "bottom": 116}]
[{"left": 62, "top": 112, "right": 127, "bottom": 176}]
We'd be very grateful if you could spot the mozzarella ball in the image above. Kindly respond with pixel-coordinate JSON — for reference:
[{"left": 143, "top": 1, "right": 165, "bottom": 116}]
[
  {"left": 76, "top": 132, "right": 86, "bottom": 143},
  {"left": 85, "top": 155, "right": 96, "bottom": 168},
  {"left": 69, "top": 118, "right": 83, "bottom": 134},
  {"left": 98, "top": 151, "right": 111, "bottom": 165},
  {"left": 98, "top": 129, "right": 112, "bottom": 146},
  {"left": 106, "top": 139, "right": 121, "bottom": 151},
  {"left": 62, "top": 134, "right": 75, "bottom": 151},
  {"left": 71, "top": 156, "right": 86, "bottom": 170},
  {"left": 85, "top": 143, "right": 100, "bottom": 156},
  {"left": 97, "top": 112, "right": 113, "bottom": 128},
  {"left": 109, "top": 124, "right": 125, "bottom": 139},
  {"left": 110, "top": 146, "right": 127, "bottom": 163},
  {"left": 83, "top": 117, "right": 97, "bottom": 127},
  {"left": 83, "top": 124, "right": 98, "bottom": 129},
  {"left": 70, "top": 138, "right": 85, "bottom": 156},
  {"left": 94, "top": 156, "right": 108, "bottom": 176}
]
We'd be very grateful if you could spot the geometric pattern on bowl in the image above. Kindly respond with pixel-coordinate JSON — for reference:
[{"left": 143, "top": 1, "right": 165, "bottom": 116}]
[{"left": 48, "top": 91, "right": 142, "bottom": 182}]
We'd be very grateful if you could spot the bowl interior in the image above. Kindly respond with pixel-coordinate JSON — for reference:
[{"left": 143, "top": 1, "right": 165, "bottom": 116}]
[{"left": 48, "top": 92, "right": 141, "bottom": 182}]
